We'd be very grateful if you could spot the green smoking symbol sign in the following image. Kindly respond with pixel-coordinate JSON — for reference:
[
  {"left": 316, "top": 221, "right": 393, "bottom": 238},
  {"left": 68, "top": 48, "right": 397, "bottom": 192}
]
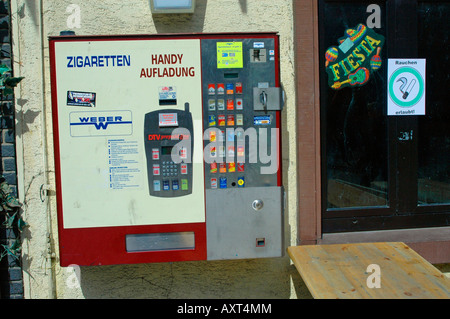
[{"left": 389, "top": 67, "right": 424, "bottom": 108}]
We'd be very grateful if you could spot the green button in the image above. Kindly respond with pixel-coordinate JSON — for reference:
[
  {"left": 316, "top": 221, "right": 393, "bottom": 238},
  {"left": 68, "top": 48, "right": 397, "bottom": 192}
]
[{"left": 181, "top": 179, "right": 188, "bottom": 191}]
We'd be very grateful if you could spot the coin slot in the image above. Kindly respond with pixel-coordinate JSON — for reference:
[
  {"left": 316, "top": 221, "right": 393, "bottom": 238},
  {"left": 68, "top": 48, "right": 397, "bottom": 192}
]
[{"left": 256, "top": 238, "right": 266, "bottom": 247}]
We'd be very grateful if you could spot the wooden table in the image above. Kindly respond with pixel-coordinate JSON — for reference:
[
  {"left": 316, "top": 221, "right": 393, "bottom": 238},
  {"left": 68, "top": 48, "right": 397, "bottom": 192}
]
[{"left": 288, "top": 242, "right": 450, "bottom": 299}]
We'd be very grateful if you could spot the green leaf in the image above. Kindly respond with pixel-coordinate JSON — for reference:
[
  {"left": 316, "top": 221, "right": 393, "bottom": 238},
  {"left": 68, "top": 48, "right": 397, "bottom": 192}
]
[
  {"left": 17, "top": 217, "right": 28, "bottom": 232},
  {"left": 2, "top": 212, "right": 16, "bottom": 227},
  {"left": 1, "top": 244, "right": 20, "bottom": 260},
  {"left": 5, "top": 193, "right": 22, "bottom": 208},
  {"left": 0, "top": 65, "right": 11, "bottom": 76},
  {"left": 4, "top": 76, "right": 24, "bottom": 87},
  {"left": 10, "top": 238, "right": 21, "bottom": 252}
]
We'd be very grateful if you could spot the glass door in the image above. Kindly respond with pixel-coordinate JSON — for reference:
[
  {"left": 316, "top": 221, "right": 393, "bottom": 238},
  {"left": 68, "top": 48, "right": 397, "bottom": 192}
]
[
  {"left": 416, "top": 2, "right": 450, "bottom": 208},
  {"left": 319, "top": 0, "right": 450, "bottom": 232}
]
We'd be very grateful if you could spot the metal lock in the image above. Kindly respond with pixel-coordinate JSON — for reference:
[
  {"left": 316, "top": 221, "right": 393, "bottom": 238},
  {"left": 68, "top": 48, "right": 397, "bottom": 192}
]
[
  {"left": 253, "top": 87, "right": 283, "bottom": 111},
  {"left": 252, "top": 199, "right": 264, "bottom": 211}
]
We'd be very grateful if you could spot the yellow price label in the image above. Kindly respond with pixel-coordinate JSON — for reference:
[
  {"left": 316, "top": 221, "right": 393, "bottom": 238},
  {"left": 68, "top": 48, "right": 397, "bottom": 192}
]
[{"left": 217, "top": 42, "right": 243, "bottom": 69}]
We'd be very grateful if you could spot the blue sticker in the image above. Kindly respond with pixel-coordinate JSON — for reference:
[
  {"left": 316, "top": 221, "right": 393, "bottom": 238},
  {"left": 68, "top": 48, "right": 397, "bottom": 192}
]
[
  {"left": 209, "top": 115, "right": 216, "bottom": 126},
  {"left": 219, "top": 177, "right": 227, "bottom": 189},
  {"left": 253, "top": 115, "right": 271, "bottom": 125},
  {"left": 227, "top": 129, "right": 235, "bottom": 141},
  {"left": 163, "top": 180, "right": 170, "bottom": 191}
]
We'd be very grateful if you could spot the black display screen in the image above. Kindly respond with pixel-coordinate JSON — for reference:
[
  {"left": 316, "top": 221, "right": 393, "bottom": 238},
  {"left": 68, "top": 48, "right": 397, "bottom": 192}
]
[{"left": 161, "top": 145, "right": 173, "bottom": 155}]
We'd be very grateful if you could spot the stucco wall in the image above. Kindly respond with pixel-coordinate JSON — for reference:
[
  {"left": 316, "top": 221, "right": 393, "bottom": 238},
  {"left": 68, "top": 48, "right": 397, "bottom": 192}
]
[{"left": 12, "top": 0, "right": 305, "bottom": 298}]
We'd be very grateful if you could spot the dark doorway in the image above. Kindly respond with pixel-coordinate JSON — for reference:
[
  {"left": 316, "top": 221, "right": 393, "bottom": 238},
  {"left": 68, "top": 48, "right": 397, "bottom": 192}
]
[{"left": 319, "top": 0, "right": 450, "bottom": 232}]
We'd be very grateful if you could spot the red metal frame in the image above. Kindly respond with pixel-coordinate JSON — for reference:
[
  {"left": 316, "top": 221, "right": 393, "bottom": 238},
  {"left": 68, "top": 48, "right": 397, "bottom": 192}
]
[{"left": 49, "top": 33, "right": 281, "bottom": 267}]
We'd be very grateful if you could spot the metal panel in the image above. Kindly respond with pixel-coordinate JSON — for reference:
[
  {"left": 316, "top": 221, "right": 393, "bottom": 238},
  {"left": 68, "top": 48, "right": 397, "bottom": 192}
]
[
  {"left": 253, "top": 87, "right": 283, "bottom": 111},
  {"left": 201, "top": 37, "right": 280, "bottom": 190},
  {"left": 126, "top": 232, "right": 195, "bottom": 252},
  {"left": 206, "top": 186, "right": 284, "bottom": 260}
]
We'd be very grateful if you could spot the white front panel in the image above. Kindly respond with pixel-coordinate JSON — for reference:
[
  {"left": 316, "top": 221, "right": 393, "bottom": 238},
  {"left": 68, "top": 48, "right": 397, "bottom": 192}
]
[{"left": 53, "top": 39, "right": 205, "bottom": 229}]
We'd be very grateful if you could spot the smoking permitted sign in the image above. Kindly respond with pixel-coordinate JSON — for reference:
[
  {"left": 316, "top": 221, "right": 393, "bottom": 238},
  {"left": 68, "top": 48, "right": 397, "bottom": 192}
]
[{"left": 388, "top": 59, "right": 426, "bottom": 116}]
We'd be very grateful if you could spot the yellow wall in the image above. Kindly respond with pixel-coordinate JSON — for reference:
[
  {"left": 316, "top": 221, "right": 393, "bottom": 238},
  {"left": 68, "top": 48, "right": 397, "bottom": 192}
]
[{"left": 12, "top": 0, "right": 304, "bottom": 298}]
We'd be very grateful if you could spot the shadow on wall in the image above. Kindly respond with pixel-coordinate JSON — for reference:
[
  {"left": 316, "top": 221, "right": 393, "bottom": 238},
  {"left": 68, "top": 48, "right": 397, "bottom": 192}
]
[{"left": 75, "top": 257, "right": 306, "bottom": 299}]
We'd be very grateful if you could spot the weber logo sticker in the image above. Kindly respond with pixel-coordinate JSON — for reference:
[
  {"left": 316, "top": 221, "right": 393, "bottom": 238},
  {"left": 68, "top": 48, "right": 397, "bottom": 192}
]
[
  {"left": 69, "top": 110, "right": 133, "bottom": 137},
  {"left": 67, "top": 91, "right": 96, "bottom": 107}
]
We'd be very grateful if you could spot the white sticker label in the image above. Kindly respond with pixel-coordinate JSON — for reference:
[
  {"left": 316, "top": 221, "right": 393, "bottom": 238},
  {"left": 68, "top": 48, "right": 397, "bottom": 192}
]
[
  {"left": 159, "top": 113, "right": 178, "bottom": 127},
  {"left": 253, "top": 42, "right": 265, "bottom": 49}
]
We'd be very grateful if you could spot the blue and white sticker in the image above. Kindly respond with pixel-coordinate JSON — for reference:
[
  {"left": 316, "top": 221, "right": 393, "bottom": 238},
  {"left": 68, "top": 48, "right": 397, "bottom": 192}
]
[
  {"left": 67, "top": 91, "right": 96, "bottom": 107},
  {"left": 253, "top": 115, "right": 271, "bottom": 125},
  {"left": 159, "top": 86, "right": 176, "bottom": 101},
  {"left": 69, "top": 110, "right": 133, "bottom": 137}
]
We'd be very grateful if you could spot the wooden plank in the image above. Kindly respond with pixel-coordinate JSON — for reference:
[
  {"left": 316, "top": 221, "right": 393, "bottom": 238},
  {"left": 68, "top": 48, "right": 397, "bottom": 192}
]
[{"left": 288, "top": 242, "right": 450, "bottom": 299}]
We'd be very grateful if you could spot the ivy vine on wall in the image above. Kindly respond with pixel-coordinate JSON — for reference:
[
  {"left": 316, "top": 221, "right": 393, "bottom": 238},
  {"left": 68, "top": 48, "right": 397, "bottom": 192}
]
[{"left": 0, "top": 65, "right": 25, "bottom": 262}]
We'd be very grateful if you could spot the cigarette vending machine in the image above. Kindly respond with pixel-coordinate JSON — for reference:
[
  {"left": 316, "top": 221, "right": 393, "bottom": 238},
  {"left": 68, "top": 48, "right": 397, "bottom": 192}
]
[{"left": 49, "top": 33, "right": 283, "bottom": 266}]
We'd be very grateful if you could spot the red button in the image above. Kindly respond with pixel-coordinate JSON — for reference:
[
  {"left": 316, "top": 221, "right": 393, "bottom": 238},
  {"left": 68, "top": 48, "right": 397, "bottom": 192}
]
[
  {"left": 152, "top": 148, "right": 160, "bottom": 160},
  {"left": 180, "top": 147, "right": 187, "bottom": 159},
  {"left": 153, "top": 164, "right": 160, "bottom": 175},
  {"left": 236, "top": 82, "right": 243, "bottom": 94}
]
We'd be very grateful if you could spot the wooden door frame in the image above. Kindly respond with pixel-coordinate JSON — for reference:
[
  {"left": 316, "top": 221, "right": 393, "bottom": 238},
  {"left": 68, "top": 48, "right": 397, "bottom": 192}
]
[{"left": 293, "top": 0, "right": 322, "bottom": 245}]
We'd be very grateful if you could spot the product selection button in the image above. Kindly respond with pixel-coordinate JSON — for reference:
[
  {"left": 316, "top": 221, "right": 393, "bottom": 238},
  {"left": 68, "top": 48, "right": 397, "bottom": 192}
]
[
  {"left": 208, "top": 99, "right": 216, "bottom": 111},
  {"left": 237, "top": 146, "right": 245, "bottom": 157},
  {"left": 236, "top": 98, "right": 243, "bottom": 110},
  {"left": 181, "top": 164, "right": 188, "bottom": 175},
  {"left": 236, "top": 114, "right": 243, "bottom": 126},
  {"left": 218, "top": 115, "right": 226, "bottom": 126},
  {"left": 219, "top": 177, "right": 227, "bottom": 189},
  {"left": 227, "top": 114, "right": 235, "bottom": 126},
  {"left": 227, "top": 99, "right": 234, "bottom": 110},
  {"left": 172, "top": 180, "right": 179, "bottom": 191},
  {"left": 208, "top": 84, "right": 216, "bottom": 95},
  {"left": 218, "top": 146, "right": 225, "bottom": 158},
  {"left": 217, "top": 83, "right": 225, "bottom": 94},
  {"left": 153, "top": 164, "right": 160, "bottom": 176},
  {"left": 163, "top": 180, "right": 170, "bottom": 191},
  {"left": 226, "top": 83, "right": 234, "bottom": 95},
  {"left": 210, "top": 130, "right": 216, "bottom": 142},
  {"left": 152, "top": 148, "right": 160, "bottom": 160},
  {"left": 210, "top": 147, "right": 217, "bottom": 158},
  {"left": 209, "top": 115, "right": 216, "bottom": 126},
  {"left": 179, "top": 147, "right": 187, "bottom": 159},
  {"left": 235, "top": 82, "right": 243, "bottom": 94},
  {"left": 153, "top": 180, "right": 161, "bottom": 192},
  {"left": 227, "top": 146, "right": 235, "bottom": 157},
  {"left": 217, "top": 99, "right": 225, "bottom": 110}
]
